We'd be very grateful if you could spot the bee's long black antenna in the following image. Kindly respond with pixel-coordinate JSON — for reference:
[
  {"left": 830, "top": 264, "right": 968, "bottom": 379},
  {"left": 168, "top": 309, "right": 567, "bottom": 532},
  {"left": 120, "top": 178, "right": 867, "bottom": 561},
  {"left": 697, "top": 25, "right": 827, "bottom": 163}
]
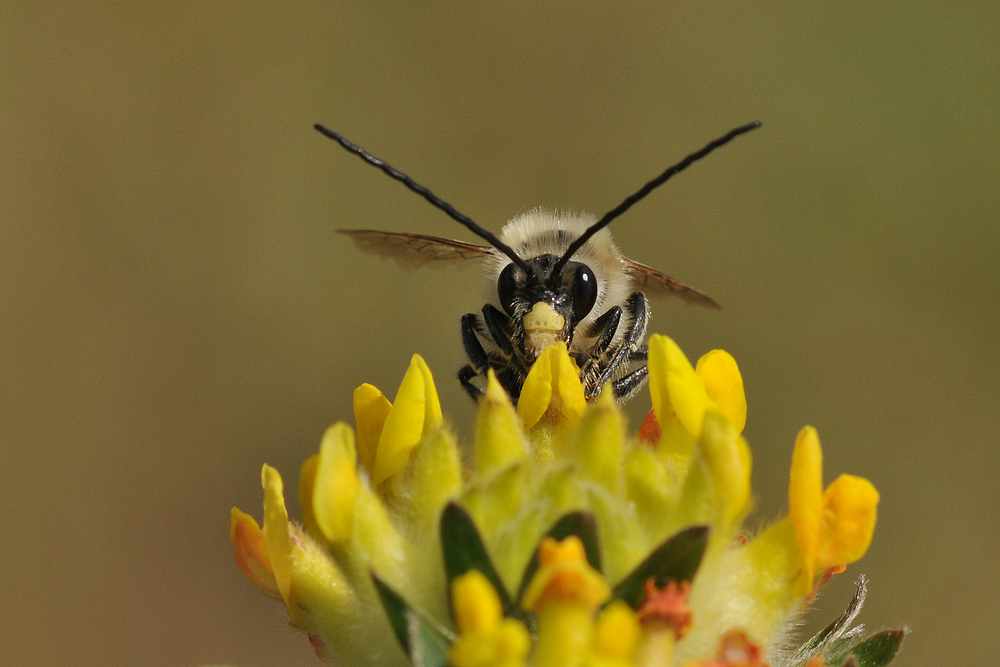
[
  {"left": 315, "top": 124, "right": 533, "bottom": 273},
  {"left": 553, "top": 121, "right": 762, "bottom": 274}
]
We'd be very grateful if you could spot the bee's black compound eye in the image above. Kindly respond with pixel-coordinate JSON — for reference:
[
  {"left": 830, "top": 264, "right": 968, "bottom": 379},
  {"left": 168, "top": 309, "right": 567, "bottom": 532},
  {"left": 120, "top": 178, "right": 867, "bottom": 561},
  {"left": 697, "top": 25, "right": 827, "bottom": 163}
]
[
  {"left": 498, "top": 262, "right": 520, "bottom": 316},
  {"left": 571, "top": 264, "right": 598, "bottom": 321}
]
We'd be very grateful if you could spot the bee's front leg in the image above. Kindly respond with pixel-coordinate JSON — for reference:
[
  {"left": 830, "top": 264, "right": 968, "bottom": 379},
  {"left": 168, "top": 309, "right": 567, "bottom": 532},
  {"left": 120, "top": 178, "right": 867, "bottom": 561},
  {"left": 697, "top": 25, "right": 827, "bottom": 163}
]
[
  {"left": 591, "top": 293, "right": 649, "bottom": 399},
  {"left": 586, "top": 306, "right": 623, "bottom": 359},
  {"left": 481, "top": 304, "right": 514, "bottom": 355},
  {"left": 461, "top": 313, "right": 490, "bottom": 370},
  {"left": 458, "top": 364, "right": 484, "bottom": 401},
  {"left": 459, "top": 313, "right": 494, "bottom": 400},
  {"left": 579, "top": 306, "right": 622, "bottom": 397},
  {"left": 611, "top": 365, "right": 649, "bottom": 402},
  {"left": 459, "top": 311, "right": 526, "bottom": 403}
]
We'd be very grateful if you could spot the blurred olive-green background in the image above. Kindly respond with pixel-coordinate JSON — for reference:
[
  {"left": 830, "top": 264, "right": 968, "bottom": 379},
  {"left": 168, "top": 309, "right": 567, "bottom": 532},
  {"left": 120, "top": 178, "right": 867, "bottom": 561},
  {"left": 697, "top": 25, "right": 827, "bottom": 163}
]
[{"left": 3, "top": 3, "right": 998, "bottom": 666}]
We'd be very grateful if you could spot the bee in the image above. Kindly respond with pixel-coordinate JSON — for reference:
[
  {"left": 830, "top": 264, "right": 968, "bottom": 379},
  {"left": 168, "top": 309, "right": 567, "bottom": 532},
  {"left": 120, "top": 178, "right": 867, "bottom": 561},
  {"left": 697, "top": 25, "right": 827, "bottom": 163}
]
[{"left": 315, "top": 122, "right": 760, "bottom": 404}]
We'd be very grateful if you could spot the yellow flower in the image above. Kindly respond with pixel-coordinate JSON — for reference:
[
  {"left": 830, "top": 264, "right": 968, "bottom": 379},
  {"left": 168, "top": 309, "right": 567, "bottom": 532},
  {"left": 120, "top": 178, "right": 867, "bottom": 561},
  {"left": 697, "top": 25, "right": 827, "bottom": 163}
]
[
  {"left": 788, "top": 426, "right": 879, "bottom": 594},
  {"left": 521, "top": 536, "right": 612, "bottom": 667},
  {"left": 647, "top": 335, "right": 747, "bottom": 440},
  {"left": 354, "top": 354, "right": 443, "bottom": 488},
  {"left": 231, "top": 342, "right": 899, "bottom": 667},
  {"left": 587, "top": 602, "right": 642, "bottom": 667},
  {"left": 449, "top": 570, "right": 531, "bottom": 667},
  {"left": 521, "top": 536, "right": 611, "bottom": 611},
  {"left": 517, "top": 342, "right": 587, "bottom": 457}
]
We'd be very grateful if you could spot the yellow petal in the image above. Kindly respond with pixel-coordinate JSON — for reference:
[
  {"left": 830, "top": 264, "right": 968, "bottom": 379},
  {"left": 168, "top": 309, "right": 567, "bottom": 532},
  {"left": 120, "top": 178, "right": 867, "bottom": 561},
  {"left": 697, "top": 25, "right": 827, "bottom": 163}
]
[
  {"left": 374, "top": 354, "right": 442, "bottom": 486},
  {"left": 517, "top": 343, "right": 585, "bottom": 431},
  {"left": 312, "top": 422, "right": 360, "bottom": 544},
  {"left": 788, "top": 426, "right": 824, "bottom": 592},
  {"left": 230, "top": 507, "right": 281, "bottom": 599},
  {"left": 521, "top": 536, "right": 610, "bottom": 612},
  {"left": 261, "top": 464, "right": 292, "bottom": 605},
  {"left": 452, "top": 570, "right": 503, "bottom": 634},
  {"left": 475, "top": 370, "right": 528, "bottom": 474},
  {"left": 551, "top": 345, "right": 586, "bottom": 424},
  {"left": 449, "top": 580, "right": 531, "bottom": 667},
  {"left": 353, "top": 383, "right": 391, "bottom": 475},
  {"left": 298, "top": 454, "right": 320, "bottom": 538},
  {"left": 699, "top": 410, "right": 752, "bottom": 529},
  {"left": 648, "top": 335, "right": 713, "bottom": 438},
  {"left": 817, "top": 474, "right": 879, "bottom": 570},
  {"left": 531, "top": 598, "right": 594, "bottom": 667},
  {"left": 696, "top": 349, "right": 747, "bottom": 433},
  {"left": 416, "top": 353, "right": 444, "bottom": 427},
  {"left": 517, "top": 346, "right": 554, "bottom": 430},
  {"left": 592, "top": 601, "right": 641, "bottom": 660}
]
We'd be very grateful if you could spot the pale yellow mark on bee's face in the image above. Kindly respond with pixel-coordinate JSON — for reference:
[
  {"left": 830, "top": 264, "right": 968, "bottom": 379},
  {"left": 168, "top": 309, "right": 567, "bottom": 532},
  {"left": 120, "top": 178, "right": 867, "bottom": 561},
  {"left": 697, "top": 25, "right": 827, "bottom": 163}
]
[{"left": 523, "top": 302, "right": 566, "bottom": 354}]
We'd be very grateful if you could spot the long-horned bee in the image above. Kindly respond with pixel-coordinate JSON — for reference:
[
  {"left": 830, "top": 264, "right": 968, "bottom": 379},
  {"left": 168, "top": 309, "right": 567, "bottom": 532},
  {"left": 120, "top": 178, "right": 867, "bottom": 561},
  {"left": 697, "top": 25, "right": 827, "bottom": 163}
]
[{"left": 315, "top": 122, "right": 760, "bottom": 404}]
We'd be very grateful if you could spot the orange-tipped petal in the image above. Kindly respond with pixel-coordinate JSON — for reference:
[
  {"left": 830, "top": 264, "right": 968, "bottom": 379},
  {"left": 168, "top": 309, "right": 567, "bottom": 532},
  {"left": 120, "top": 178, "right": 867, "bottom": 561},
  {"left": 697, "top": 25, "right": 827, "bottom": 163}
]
[
  {"left": 230, "top": 507, "right": 281, "bottom": 599},
  {"left": 521, "top": 536, "right": 609, "bottom": 612}
]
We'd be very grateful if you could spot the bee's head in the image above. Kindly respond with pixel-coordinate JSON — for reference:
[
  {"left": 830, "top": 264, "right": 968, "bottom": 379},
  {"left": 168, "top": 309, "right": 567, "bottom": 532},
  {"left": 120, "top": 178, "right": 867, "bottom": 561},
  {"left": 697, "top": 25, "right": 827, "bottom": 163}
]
[{"left": 496, "top": 251, "right": 599, "bottom": 353}]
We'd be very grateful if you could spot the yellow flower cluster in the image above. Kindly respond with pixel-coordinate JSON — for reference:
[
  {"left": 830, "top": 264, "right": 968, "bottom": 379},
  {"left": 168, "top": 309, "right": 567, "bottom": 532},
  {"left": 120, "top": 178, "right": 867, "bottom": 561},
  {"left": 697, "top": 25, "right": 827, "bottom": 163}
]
[{"left": 231, "top": 334, "right": 880, "bottom": 666}]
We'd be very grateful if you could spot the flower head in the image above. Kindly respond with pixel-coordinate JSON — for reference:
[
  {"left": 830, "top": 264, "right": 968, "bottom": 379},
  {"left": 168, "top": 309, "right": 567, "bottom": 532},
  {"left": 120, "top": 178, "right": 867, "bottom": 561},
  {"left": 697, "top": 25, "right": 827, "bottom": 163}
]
[{"left": 231, "top": 335, "right": 902, "bottom": 666}]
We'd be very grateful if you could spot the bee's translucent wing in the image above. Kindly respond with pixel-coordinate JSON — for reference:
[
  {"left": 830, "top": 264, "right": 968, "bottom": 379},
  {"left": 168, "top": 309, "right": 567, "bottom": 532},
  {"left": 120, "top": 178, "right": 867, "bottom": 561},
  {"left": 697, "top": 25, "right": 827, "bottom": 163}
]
[
  {"left": 623, "top": 258, "right": 720, "bottom": 309},
  {"left": 339, "top": 229, "right": 490, "bottom": 269}
]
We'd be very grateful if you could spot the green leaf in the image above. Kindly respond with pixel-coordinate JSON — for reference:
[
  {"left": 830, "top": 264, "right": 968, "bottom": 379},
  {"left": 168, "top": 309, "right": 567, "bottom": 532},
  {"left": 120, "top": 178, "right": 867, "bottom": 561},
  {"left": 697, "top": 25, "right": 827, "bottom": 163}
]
[
  {"left": 372, "top": 574, "right": 411, "bottom": 654},
  {"left": 847, "top": 630, "right": 906, "bottom": 667},
  {"left": 825, "top": 628, "right": 867, "bottom": 666},
  {"left": 608, "top": 525, "right": 709, "bottom": 609},
  {"left": 794, "top": 577, "right": 868, "bottom": 664},
  {"left": 515, "top": 511, "right": 602, "bottom": 602},
  {"left": 410, "top": 616, "right": 451, "bottom": 667},
  {"left": 372, "top": 573, "right": 453, "bottom": 666},
  {"left": 440, "top": 502, "right": 513, "bottom": 611}
]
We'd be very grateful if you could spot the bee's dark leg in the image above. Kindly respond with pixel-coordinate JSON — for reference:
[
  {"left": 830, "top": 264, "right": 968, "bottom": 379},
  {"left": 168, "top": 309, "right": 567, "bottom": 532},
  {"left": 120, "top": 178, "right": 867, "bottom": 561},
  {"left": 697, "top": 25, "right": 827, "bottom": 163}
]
[
  {"left": 586, "top": 306, "right": 622, "bottom": 359},
  {"left": 458, "top": 364, "right": 485, "bottom": 400},
  {"left": 578, "top": 306, "right": 623, "bottom": 397},
  {"left": 461, "top": 313, "right": 490, "bottom": 370},
  {"left": 612, "top": 365, "right": 648, "bottom": 402},
  {"left": 482, "top": 304, "right": 535, "bottom": 393},
  {"left": 496, "top": 366, "right": 524, "bottom": 403},
  {"left": 595, "top": 293, "right": 648, "bottom": 389},
  {"left": 460, "top": 314, "right": 491, "bottom": 401},
  {"left": 481, "top": 304, "right": 514, "bottom": 355}
]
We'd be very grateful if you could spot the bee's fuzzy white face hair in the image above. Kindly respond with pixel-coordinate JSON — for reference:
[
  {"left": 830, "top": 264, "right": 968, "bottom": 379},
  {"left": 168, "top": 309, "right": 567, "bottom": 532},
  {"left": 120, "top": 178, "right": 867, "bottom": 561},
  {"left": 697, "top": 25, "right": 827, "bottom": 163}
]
[{"left": 483, "top": 209, "right": 634, "bottom": 345}]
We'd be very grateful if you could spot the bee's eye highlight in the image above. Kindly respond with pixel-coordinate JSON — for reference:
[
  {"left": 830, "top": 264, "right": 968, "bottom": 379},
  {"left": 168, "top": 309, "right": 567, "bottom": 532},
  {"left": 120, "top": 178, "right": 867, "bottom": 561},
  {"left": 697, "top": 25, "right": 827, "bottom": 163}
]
[
  {"left": 498, "top": 262, "right": 520, "bottom": 315},
  {"left": 572, "top": 265, "right": 598, "bottom": 321}
]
